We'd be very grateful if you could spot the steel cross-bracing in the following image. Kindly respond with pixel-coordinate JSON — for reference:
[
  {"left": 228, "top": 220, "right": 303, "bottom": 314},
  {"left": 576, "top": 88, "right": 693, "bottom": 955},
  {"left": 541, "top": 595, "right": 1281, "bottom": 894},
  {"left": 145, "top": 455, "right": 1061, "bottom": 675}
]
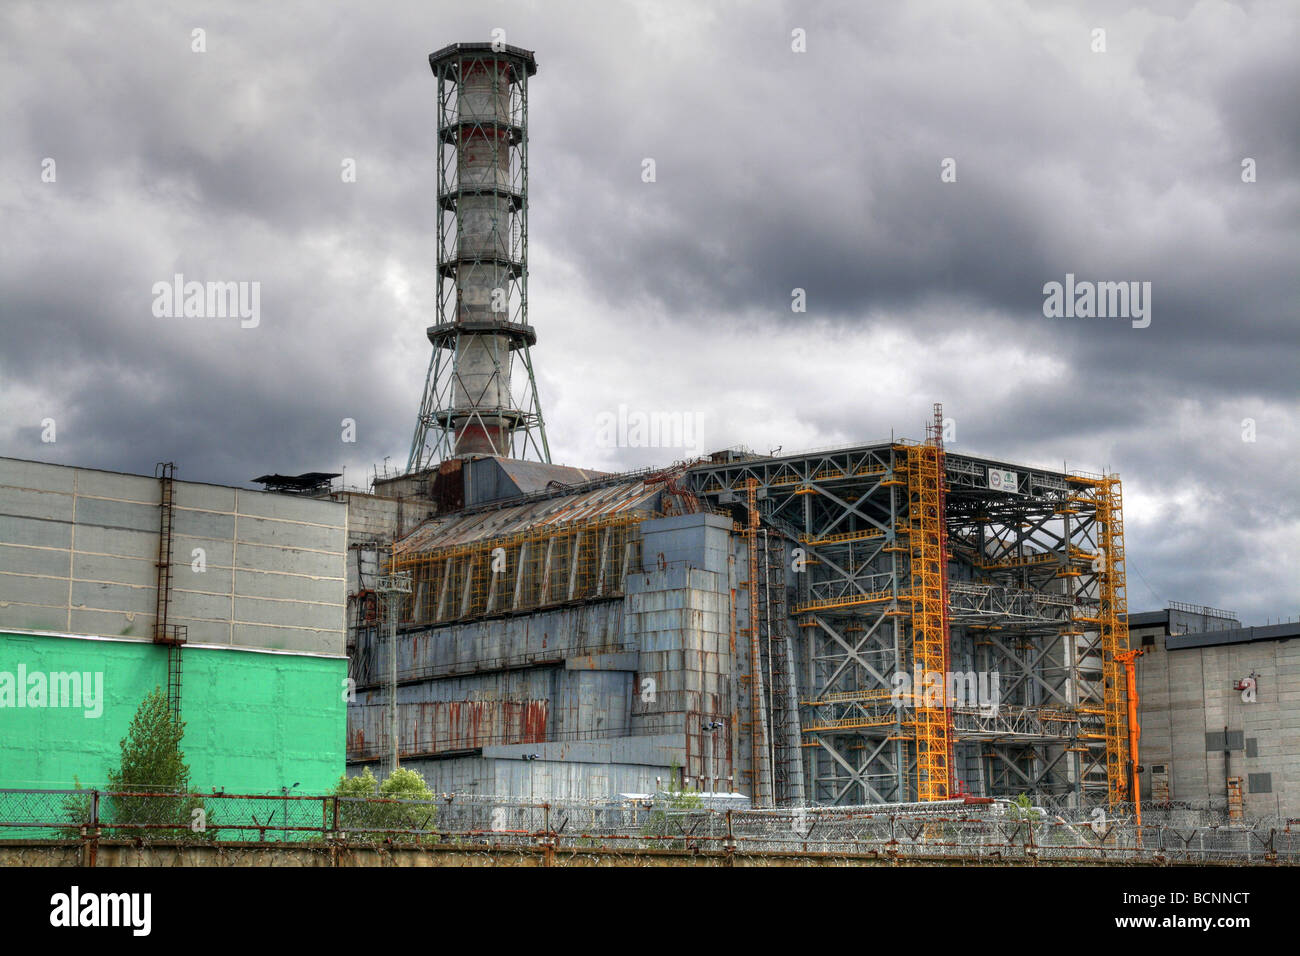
[
  {"left": 409, "top": 44, "right": 551, "bottom": 470},
  {"left": 687, "top": 434, "right": 1130, "bottom": 810}
]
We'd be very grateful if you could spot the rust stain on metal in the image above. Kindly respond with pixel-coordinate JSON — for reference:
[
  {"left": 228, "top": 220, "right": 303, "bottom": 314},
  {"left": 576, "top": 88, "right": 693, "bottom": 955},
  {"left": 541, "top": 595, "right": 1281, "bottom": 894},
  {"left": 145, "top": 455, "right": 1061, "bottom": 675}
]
[{"left": 348, "top": 699, "right": 550, "bottom": 759}]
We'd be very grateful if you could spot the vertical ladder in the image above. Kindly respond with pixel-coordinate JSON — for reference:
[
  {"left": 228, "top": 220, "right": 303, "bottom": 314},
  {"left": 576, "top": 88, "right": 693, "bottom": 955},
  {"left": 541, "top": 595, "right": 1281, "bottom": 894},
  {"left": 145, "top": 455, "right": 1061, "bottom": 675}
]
[
  {"left": 166, "top": 643, "right": 183, "bottom": 724},
  {"left": 153, "top": 462, "right": 185, "bottom": 723},
  {"left": 1227, "top": 776, "right": 1244, "bottom": 822}
]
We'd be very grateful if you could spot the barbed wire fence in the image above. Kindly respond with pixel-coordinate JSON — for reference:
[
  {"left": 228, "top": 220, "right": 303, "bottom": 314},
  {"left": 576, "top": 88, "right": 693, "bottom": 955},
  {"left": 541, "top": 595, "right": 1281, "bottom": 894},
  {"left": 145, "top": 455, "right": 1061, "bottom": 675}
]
[{"left": 1, "top": 788, "right": 1295, "bottom": 864}]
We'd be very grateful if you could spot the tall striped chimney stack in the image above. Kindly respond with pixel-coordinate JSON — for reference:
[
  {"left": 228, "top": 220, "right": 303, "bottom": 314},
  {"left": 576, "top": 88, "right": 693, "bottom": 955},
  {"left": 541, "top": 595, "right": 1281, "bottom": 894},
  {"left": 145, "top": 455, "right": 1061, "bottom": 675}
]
[{"left": 408, "top": 41, "right": 551, "bottom": 471}]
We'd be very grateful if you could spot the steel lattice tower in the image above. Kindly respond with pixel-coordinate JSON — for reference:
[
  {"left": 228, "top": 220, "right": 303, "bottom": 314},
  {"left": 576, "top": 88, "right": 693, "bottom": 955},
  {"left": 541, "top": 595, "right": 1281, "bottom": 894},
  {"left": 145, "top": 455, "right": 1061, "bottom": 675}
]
[{"left": 408, "top": 42, "right": 551, "bottom": 471}]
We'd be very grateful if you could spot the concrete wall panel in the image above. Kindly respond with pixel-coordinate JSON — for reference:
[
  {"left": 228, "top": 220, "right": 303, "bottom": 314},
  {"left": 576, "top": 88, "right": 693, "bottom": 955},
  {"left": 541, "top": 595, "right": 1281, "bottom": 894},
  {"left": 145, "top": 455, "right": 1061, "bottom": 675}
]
[
  {"left": 0, "top": 544, "right": 69, "bottom": 578},
  {"left": 172, "top": 509, "right": 237, "bottom": 541},
  {"left": 237, "top": 490, "right": 344, "bottom": 526},
  {"left": 73, "top": 470, "right": 156, "bottom": 502},
  {"left": 2, "top": 572, "right": 72, "bottom": 607},
  {"left": 0, "top": 458, "right": 347, "bottom": 655},
  {"left": 0, "top": 515, "right": 71, "bottom": 550},
  {"left": 237, "top": 515, "right": 344, "bottom": 552},
  {"left": 0, "top": 459, "right": 75, "bottom": 493},
  {"left": 72, "top": 552, "right": 154, "bottom": 588}
]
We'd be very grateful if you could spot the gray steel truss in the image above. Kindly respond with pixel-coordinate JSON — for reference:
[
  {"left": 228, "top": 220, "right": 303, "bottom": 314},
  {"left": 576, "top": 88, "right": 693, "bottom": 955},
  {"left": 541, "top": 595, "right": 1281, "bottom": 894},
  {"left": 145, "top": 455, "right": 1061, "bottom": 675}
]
[{"left": 688, "top": 442, "right": 1116, "bottom": 809}]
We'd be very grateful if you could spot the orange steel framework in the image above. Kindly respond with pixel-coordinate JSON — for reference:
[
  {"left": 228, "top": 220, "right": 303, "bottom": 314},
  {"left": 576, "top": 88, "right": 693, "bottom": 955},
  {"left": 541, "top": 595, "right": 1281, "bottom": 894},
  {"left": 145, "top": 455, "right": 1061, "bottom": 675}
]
[
  {"left": 1067, "top": 474, "right": 1132, "bottom": 808},
  {"left": 1116, "top": 647, "right": 1143, "bottom": 834},
  {"left": 904, "top": 405, "right": 955, "bottom": 800}
]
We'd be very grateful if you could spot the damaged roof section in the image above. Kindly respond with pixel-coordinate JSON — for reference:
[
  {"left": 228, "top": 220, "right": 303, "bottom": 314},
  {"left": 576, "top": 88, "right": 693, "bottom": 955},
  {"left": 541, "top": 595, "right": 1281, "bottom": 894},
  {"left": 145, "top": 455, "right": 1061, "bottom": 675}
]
[
  {"left": 396, "top": 472, "right": 664, "bottom": 554},
  {"left": 465, "top": 456, "right": 611, "bottom": 507}
]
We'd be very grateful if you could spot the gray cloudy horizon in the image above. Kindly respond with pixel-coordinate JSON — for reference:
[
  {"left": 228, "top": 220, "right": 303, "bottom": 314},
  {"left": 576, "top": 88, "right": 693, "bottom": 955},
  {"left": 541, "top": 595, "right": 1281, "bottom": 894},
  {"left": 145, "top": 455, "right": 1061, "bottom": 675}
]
[{"left": 1, "top": 0, "right": 1297, "bottom": 623}]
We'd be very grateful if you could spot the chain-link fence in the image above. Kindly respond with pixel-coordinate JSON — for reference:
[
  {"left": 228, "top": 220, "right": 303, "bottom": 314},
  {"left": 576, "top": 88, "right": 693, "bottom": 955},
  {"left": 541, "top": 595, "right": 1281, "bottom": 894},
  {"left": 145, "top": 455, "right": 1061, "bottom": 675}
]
[{"left": 1, "top": 788, "right": 1295, "bottom": 863}]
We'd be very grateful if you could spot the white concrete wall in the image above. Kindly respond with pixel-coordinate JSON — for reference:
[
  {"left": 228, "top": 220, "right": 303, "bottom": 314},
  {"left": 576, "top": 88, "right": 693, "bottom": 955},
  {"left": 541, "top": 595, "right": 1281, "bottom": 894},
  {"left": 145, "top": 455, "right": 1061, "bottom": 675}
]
[
  {"left": 1135, "top": 623, "right": 1299, "bottom": 819},
  {"left": 0, "top": 457, "right": 346, "bottom": 654}
]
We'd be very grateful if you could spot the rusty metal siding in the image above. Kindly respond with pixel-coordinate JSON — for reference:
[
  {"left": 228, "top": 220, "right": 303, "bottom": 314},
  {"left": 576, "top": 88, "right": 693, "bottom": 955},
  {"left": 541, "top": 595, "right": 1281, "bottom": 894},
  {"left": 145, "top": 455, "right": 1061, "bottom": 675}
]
[
  {"left": 350, "top": 600, "right": 628, "bottom": 687},
  {"left": 348, "top": 699, "right": 549, "bottom": 759}
]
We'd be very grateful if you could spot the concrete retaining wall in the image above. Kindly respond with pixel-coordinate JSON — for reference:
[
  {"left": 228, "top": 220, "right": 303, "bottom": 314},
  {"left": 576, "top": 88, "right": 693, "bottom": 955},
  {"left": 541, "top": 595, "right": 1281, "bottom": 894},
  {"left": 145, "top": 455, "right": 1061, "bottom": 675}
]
[{"left": 0, "top": 839, "right": 1222, "bottom": 867}]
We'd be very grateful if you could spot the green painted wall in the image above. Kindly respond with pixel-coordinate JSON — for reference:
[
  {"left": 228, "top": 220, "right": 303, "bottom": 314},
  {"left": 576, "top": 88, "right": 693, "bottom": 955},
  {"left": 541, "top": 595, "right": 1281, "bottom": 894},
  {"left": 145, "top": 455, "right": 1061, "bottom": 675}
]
[{"left": 0, "top": 632, "right": 346, "bottom": 794}]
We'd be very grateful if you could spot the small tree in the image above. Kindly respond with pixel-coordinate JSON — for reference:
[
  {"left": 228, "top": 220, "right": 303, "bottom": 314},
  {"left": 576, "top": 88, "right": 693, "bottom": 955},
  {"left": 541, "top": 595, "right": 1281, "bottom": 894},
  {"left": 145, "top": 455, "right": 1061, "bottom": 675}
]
[
  {"left": 58, "top": 778, "right": 94, "bottom": 839},
  {"left": 330, "top": 767, "right": 437, "bottom": 842},
  {"left": 642, "top": 762, "right": 705, "bottom": 845},
  {"left": 103, "top": 687, "right": 204, "bottom": 838},
  {"left": 1007, "top": 793, "right": 1041, "bottom": 822},
  {"left": 1004, "top": 793, "right": 1041, "bottom": 846}
]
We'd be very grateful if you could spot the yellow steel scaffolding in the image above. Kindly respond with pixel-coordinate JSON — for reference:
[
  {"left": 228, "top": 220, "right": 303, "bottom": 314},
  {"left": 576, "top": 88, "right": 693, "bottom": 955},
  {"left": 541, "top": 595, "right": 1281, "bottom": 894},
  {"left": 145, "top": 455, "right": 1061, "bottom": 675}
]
[
  {"left": 903, "top": 414, "right": 954, "bottom": 801},
  {"left": 1068, "top": 473, "right": 1132, "bottom": 807}
]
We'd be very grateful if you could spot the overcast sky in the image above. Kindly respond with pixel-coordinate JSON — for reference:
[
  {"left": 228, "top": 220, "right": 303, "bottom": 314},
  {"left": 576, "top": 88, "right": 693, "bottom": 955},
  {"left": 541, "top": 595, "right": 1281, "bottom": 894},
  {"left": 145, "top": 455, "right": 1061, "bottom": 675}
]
[{"left": 2, "top": 0, "right": 1296, "bottom": 621}]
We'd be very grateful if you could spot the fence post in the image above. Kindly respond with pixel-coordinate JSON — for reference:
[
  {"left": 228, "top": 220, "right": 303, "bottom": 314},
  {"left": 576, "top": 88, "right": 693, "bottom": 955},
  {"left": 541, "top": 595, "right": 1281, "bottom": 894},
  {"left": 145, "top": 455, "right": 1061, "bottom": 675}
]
[
  {"left": 724, "top": 809, "right": 735, "bottom": 866},
  {"left": 331, "top": 795, "right": 339, "bottom": 836},
  {"left": 86, "top": 790, "right": 101, "bottom": 868}
]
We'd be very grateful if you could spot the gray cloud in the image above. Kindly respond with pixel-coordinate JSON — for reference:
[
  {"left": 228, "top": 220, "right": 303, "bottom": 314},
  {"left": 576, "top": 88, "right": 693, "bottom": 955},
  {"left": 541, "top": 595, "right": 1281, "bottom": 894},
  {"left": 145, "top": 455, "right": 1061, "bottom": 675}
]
[{"left": 1, "top": 0, "right": 1296, "bottom": 621}]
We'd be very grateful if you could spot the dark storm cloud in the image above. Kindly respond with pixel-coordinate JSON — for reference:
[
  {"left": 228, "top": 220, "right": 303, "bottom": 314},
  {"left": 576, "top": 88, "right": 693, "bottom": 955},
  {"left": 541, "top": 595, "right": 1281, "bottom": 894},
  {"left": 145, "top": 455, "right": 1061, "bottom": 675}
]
[
  {"left": 1, "top": 0, "right": 1295, "bottom": 621},
  {"left": 539, "top": 1, "right": 1298, "bottom": 398}
]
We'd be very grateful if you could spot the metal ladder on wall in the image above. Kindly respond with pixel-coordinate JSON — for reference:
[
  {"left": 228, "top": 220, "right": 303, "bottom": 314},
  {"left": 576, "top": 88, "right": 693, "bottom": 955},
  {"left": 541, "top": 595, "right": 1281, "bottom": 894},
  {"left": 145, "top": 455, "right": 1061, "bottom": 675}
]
[
  {"left": 153, "top": 462, "right": 186, "bottom": 723},
  {"left": 760, "top": 529, "right": 799, "bottom": 805}
]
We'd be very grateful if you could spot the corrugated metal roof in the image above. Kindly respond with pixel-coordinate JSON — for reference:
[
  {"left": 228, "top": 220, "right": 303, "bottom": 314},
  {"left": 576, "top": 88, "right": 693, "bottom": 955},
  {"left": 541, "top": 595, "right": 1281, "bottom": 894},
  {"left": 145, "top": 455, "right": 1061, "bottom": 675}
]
[
  {"left": 395, "top": 474, "right": 661, "bottom": 553},
  {"left": 494, "top": 459, "right": 610, "bottom": 495}
]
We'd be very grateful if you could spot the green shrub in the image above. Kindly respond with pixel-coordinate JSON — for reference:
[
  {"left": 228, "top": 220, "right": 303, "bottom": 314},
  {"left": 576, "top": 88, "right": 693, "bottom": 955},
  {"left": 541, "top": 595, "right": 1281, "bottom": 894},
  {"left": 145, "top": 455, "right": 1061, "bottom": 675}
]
[
  {"left": 330, "top": 767, "right": 438, "bottom": 842},
  {"left": 642, "top": 763, "right": 704, "bottom": 846}
]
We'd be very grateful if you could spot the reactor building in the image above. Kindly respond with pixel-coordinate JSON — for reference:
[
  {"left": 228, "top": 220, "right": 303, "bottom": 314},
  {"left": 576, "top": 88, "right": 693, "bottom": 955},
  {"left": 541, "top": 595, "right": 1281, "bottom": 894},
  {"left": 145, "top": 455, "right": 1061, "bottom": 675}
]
[
  {"left": 338, "top": 41, "right": 1142, "bottom": 812},
  {"left": 3, "top": 41, "right": 1291, "bottom": 821}
]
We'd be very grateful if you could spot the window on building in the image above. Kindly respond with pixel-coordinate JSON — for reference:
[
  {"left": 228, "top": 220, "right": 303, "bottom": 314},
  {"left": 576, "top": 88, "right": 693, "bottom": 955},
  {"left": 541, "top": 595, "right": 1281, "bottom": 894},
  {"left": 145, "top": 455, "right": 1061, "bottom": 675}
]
[{"left": 1248, "top": 773, "right": 1272, "bottom": 794}]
